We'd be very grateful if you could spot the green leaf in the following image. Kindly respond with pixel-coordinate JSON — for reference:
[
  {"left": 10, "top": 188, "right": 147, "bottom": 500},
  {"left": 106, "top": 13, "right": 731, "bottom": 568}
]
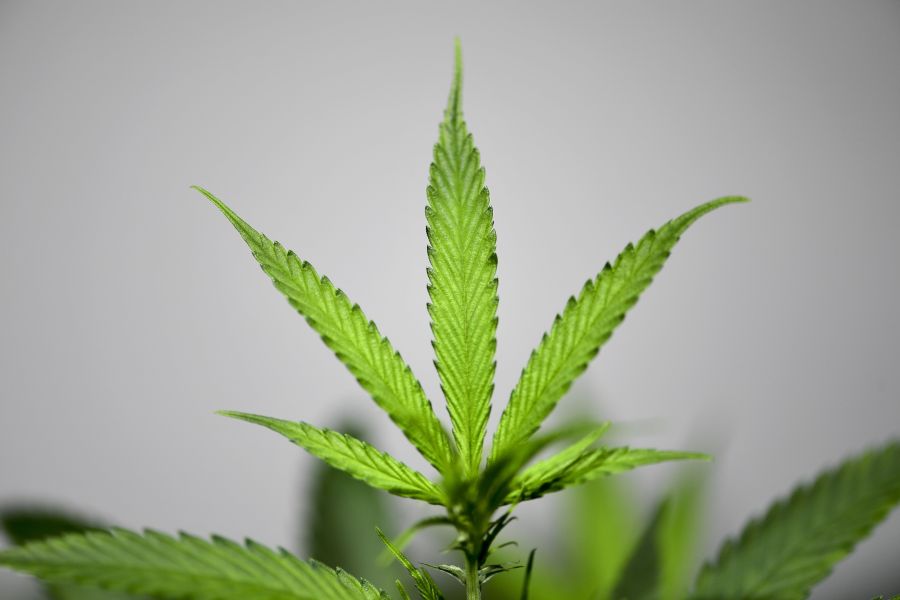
[
  {"left": 566, "top": 477, "right": 640, "bottom": 600},
  {"left": 610, "top": 497, "right": 667, "bottom": 600},
  {"left": 469, "top": 424, "right": 602, "bottom": 515},
  {"left": 692, "top": 440, "right": 900, "bottom": 600},
  {"left": 377, "top": 517, "right": 454, "bottom": 567},
  {"left": 0, "top": 507, "right": 105, "bottom": 546},
  {"left": 656, "top": 469, "right": 709, "bottom": 600},
  {"left": 376, "top": 529, "right": 444, "bottom": 600},
  {"left": 305, "top": 422, "right": 400, "bottom": 592},
  {"left": 607, "top": 467, "right": 710, "bottom": 600},
  {"left": 0, "top": 507, "right": 143, "bottom": 600},
  {"left": 507, "top": 447, "right": 708, "bottom": 503},
  {"left": 220, "top": 411, "right": 445, "bottom": 504},
  {"left": 195, "top": 186, "right": 452, "bottom": 473},
  {"left": 426, "top": 40, "right": 499, "bottom": 476},
  {"left": 519, "top": 550, "right": 536, "bottom": 600},
  {"left": 490, "top": 196, "right": 748, "bottom": 462},
  {"left": 506, "top": 423, "right": 610, "bottom": 495},
  {"left": 0, "top": 529, "right": 390, "bottom": 600}
]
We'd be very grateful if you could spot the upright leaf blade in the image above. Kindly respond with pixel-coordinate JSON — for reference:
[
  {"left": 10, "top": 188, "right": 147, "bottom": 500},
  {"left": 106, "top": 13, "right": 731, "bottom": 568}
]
[
  {"left": 610, "top": 498, "right": 667, "bottom": 600},
  {"left": 221, "top": 412, "right": 445, "bottom": 504},
  {"left": 426, "top": 40, "right": 499, "bottom": 475},
  {"left": 567, "top": 477, "right": 640, "bottom": 600},
  {"left": 490, "top": 197, "right": 747, "bottom": 462},
  {"left": 195, "top": 187, "right": 452, "bottom": 473},
  {"left": 657, "top": 469, "right": 709, "bottom": 600},
  {"left": 692, "top": 440, "right": 900, "bottom": 600},
  {"left": 0, "top": 529, "right": 390, "bottom": 600}
]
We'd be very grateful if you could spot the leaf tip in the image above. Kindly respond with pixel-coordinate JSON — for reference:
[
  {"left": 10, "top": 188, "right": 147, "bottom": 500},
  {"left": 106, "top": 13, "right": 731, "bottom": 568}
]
[
  {"left": 446, "top": 38, "right": 463, "bottom": 120},
  {"left": 216, "top": 410, "right": 257, "bottom": 424}
]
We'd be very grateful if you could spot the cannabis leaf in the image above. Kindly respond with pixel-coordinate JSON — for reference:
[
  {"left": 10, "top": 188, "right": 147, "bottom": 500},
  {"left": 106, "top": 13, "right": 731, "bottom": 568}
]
[
  {"left": 220, "top": 411, "right": 445, "bottom": 504},
  {"left": 0, "top": 507, "right": 142, "bottom": 600},
  {"left": 305, "top": 422, "right": 399, "bottom": 592},
  {"left": 610, "top": 496, "right": 667, "bottom": 600},
  {"left": 655, "top": 470, "right": 709, "bottom": 600},
  {"left": 377, "top": 529, "right": 445, "bottom": 600},
  {"left": 490, "top": 196, "right": 747, "bottom": 463},
  {"left": 692, "top": 440, "right": 900, "bottom": 600},
  {"left": 194, "top": 187, "right": 452, "bottom": 473},
  {"left": 610, "top": 469, "right": 707, "bottom": 600},
  {"left": 426, "top": 40, "right": 499, "bottom": 476},
  {"left": 0, "top": 529, "right": 389, "bottom": 600},
  {"left": 0, "top": 507, "right": 105, "bottom": 547},
  {"left": 508, "top": 446, "right": 708, "bottom": 502}
]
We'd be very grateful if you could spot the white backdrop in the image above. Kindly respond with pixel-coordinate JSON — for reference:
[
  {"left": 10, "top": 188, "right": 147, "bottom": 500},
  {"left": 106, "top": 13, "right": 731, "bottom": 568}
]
[{"left": 1, "top": 1, "right": 899, "bottom": 597}]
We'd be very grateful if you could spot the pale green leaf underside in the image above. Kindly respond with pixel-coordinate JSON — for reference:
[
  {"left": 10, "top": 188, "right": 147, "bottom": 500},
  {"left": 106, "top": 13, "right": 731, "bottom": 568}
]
[
  {"left": 491, "top": 196, "right": 748, "bottom": 463},
  {"left": 427, "top": 41, "right": 499, "bottom": 475},
  {"left": 692, "top": 439, "right": 900, "bottom": 600},
  {"left": 195, "top": 187, "right": 452, "bottom": 473},
  {"left": 507, "top": 447, "right": 708, "bottom": 503},
  {"left": 507, "top": 422, "right": 610, "bottom": 493},
  {"left": 0, "top": 529, "right": 389, "bottom": 600},
  {"left": 221, "top": 411, "right": 445, "bottom": 504}
]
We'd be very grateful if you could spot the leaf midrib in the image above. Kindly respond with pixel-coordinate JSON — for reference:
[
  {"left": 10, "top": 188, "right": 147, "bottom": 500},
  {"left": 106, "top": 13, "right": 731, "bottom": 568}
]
[
  {"left": 505, "top": 233, "right": 661, "bottom": 450},
  {"left": 10, "top": 559, "right": 316, "bottom": 600},
  {"left": 739, "top": 483, "right": 899, "bottom": 597}
]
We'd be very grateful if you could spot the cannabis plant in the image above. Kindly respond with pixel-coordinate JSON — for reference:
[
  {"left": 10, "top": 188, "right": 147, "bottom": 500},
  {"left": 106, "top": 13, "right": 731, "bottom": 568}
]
[{"left": 2, "top": 42, "right": 899, "bottom": 600}]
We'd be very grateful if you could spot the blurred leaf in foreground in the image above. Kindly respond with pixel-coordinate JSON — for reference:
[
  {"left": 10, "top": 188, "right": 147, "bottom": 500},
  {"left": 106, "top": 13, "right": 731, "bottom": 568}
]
[
  {"left": 0, "top": 506, "right": 143, "bottom": 600},
  {"left": 304, "top": 422, "right": 400, "bottom": 592}
]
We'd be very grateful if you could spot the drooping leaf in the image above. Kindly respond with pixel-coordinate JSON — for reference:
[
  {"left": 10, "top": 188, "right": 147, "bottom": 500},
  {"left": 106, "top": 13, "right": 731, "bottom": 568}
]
[
  {"left": 221, "top": 412, "right": 444, "bottom": 504},
  {"left": 376, "top": 529, "right": 444, "bottom": 600},
  {"left": 0, "top": 529, "right": 390, "bottom": 600},
  {"left": 0, "top": 507, "right": 142, "bottom": 600},
  {"left": 426, "top": 39, "right": 499, "bottom": 476},
  {"left": 692, "top": 440, "right": 900, "bottom": 600},
  {"left": 195, "top": 186, "right": 452, "bottom": 473},
  {"left": 490, "top": 196, "right": 748, "bottom": 462},
  {"left": 305, "top": 422, "right": 400, "bottom": 592},
  {"left": 506, "top": 447, "right": 708, "bottom": 503}
]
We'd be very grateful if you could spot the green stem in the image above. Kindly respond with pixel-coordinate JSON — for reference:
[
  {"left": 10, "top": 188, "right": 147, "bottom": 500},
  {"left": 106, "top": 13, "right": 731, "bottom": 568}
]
[{"left": 465, "top": 552, "right": 481, "bottom": 600}]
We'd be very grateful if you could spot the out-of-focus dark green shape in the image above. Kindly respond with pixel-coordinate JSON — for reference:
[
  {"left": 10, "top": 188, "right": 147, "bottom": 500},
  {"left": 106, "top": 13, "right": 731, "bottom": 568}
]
[
  {"left": 656, "top": 470, "right": 708, "bottom": 600},
  {"left": 304, "top": 423, "right": 400, "bottom": 592},
  {"left": 610, "top": 468, "right": 708, "bottom": 600},
  {"left": 567, "top": 475, "right": 640, "bottom": 599},
  {"left": 0, "top": 507, "right": 142, "bottom": 600},
  {"left": 610, "top": 499, "right": 666, "bottom": 600},
  {"left": 482, "top": 464, "right": 708, "bottom": 600}
]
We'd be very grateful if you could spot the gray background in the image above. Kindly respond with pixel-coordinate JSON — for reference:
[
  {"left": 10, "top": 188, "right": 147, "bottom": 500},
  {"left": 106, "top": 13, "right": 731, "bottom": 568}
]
[{"left": 1, "top": 1, "right": 899, "bottom": 597}]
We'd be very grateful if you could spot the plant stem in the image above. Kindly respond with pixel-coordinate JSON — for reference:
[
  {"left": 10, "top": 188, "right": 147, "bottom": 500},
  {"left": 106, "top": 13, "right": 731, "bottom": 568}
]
[{"left": 465, "top": 552, "right": 481, "bottom": 600}]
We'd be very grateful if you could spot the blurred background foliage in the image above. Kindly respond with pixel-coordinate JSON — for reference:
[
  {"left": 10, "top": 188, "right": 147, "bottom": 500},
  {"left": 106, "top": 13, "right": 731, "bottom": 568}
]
[{"left": 2, "top": 417, "right": 897, "bottom": 600}]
